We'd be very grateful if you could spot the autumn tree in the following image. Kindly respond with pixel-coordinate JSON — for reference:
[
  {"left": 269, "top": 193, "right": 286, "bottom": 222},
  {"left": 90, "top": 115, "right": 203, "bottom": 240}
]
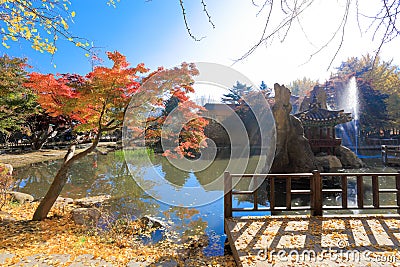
[
  {"left": 335, "top": 55, "right": 400, "bottom": 132},
  {"left": 26, "top": 113, "right": 72, "bottom": 150},
  {"left": 356, "top": 78, "right": 389, "bottom": 136},
  {"left": 0, "top": 55, "right": 37, "bottom": 144},
  {"left": 386, "top": 94, "right": 400, "bottom": 131},
  {"left": 0, "top": 0, "right": 91, "bottom": 54},
  {"left": 26, "top": 51, "right": 148, "bottom": 220},
  {"left": 288, "top": 77, "right": 317, "bottom": 97},
  {"left": 163, "top": 99, "right": 209, "bottom": 158},
  {"left": 135, "top": 63, "right": 209, "bottom": 158},
  {"left": 0, "top": 55, "right": 72, "bottom": 149},
  {"left": 27, "top": 53, "right": 206, "bottom": 220}
]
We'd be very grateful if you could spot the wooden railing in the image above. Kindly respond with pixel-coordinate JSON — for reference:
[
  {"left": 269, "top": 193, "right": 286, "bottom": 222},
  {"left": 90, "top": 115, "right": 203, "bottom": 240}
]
[
  {"left": 382, "top": 145, "right": 400, "bottom": 166},
  {"left": 224, "top": 171, "right": 400, "bottom": 219}
]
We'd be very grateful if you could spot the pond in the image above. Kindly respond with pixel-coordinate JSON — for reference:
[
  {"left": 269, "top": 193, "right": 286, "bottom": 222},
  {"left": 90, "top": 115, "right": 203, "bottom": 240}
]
[
  {"left": 13, "top": 150, "right": 268, "bottom": 256},
  {"left": 12, "top": 150, "right": 399, "bottom": 256}
]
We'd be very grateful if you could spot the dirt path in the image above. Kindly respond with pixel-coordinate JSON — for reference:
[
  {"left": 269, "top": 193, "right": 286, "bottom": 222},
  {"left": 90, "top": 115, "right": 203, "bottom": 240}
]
[{"left": 0, "top": 142, "right": 117, "bottom": 168}]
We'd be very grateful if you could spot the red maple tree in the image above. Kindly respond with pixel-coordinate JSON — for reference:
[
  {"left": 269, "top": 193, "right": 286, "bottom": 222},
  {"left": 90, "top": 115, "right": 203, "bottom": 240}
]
[{"left": 26, "top": 52, "right": 207, "bottom": 220}]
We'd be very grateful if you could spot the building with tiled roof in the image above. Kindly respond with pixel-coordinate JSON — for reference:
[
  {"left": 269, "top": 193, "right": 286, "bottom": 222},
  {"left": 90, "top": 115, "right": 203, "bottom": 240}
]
[{"left": 295, "top": 87, "right": 353, "bottom": 154}]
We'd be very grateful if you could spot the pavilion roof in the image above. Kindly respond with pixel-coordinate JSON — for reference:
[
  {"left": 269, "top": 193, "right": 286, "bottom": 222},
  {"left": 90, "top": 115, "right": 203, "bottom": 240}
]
[{"left": 294, "top": 103, "right": 352, "bottom": 127}]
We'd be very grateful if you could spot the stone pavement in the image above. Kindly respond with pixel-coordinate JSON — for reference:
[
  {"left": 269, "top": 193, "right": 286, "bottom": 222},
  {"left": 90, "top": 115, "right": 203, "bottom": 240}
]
[
  {"left": 225, "top": 215, "right": 400, "bottom": 267},
  {"left": 0, "top": 253, "right": 178, "bottom": 267}
]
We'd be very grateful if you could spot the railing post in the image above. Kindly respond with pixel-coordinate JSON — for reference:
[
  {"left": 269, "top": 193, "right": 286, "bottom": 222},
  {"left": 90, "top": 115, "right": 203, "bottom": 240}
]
[
  {"left": 312, "top": 170, "right": 322, "bottom": 216},
  {"left": 253, "top": 187, "right": 258, "bottom": 211},
  {"left": 372, "top": 175, "right": 379, "bottom": 208},
  {"left": 286, "top": 177, "right": 292, "bottom": 210},
  {"left": 341, "top": 175, "right": 348, "bottom": 209},
  {"left": 270, "top": 177, "right": 275, "bottom": 212},
  {"left": 224, "top": 171, "right": 232, "bottom": 220},
  {"left": 397, "top": 171, "right": 400, "bottom": 214},
  {"left": 382, "top": 145, "right": 388, "bottom": 166},
  {"left": 356, "top": 175, "right": 364, "bottom": 208}
]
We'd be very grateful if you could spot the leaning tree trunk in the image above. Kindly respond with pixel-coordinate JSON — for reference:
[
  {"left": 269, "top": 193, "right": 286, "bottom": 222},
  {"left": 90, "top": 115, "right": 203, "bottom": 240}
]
[
  {"left": 32, "top": 166, "right": 69, "bottom": 219},
  {"left": 32, "top": 135, "right": 100, "bottom": 221},
  {"left": 31, "top": 131, "right": 52, "bottom": 150}
]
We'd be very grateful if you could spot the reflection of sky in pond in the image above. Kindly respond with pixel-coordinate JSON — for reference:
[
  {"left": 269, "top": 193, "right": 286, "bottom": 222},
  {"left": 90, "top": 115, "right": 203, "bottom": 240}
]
[
  {"left": 136, "top": 162, "right": 223, "bottom": 207},
  {"left": 13, "top": 153, "right": 271, "bottom": 256},
  {"left": 14, "top": 153, "right": 398, "bottom": 256}
]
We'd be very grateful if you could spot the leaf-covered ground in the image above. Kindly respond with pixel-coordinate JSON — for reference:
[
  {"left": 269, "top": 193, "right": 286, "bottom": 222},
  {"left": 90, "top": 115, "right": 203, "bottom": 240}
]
[{"left": 0, "top": 202, "right": 236, "bottom": 266}]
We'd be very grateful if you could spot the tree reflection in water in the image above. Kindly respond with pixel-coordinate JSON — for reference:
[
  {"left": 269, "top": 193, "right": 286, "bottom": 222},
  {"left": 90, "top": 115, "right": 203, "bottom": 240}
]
[{"left": 13, "top": 151, "right": 229, "bottom": 254}]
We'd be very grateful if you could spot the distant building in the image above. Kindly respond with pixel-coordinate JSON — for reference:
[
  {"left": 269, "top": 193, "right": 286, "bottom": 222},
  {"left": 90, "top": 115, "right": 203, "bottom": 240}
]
[
  {"left": 202, "top": 103, "right": 236, "bottom": 121},
  {"left": 295, "top": 89, "right": 352, "bottom": 155}
]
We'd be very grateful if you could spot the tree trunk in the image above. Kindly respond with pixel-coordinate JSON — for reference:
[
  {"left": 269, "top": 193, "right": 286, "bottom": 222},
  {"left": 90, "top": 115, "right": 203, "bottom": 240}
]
[
  {"left": 32, "top": 134, "right": 101, "bottom": 221},
  {"left": 31, "top": 138, "right": 46, "bottom": 150},
  {"left": 31, "top": 161, "right": 70, "bottom": 220},
  {"left": 31, "top": 131, "right": 51, "bottom": 150}
]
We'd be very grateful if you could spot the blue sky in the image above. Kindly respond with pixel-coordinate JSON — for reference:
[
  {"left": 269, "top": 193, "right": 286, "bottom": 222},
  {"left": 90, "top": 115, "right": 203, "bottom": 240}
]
[{"left": 2, "top": 0, "right": 400, "bottom": 88}]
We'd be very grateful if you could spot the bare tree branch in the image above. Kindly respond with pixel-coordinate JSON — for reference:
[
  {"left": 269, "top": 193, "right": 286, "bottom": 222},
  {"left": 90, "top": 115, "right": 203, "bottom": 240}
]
[
  {"left": 327, "top": 0, "right": 351, "bottom": 70},
  {"left": 257, "top": 0, "right": 271, "bottom": 17},
  {"left": 300, "top": 0, "right": 350, "bottom": 69},
  {"left": 237, "top": 0, "right": 275, "bottom": 62},
  {"left": 178, "top": 0, "right": 400, "bottom": 66},
  {"left": 296, "top": 16, "right": 315, "bottom": 48},
  {"left": 201, "top": 0, "right": 215, "bottom": 29},
  {"left": 179, "top": 0, "right": 215, "bottom": 41},
  {"left": 179, "top": 0, "right": 203, "bottom": 41},
  {"left": 280, "top": 0, "right": 299, "bottom": 43},
  {"left": 237, "top": 0, "right": 314, "bottom": 62}
]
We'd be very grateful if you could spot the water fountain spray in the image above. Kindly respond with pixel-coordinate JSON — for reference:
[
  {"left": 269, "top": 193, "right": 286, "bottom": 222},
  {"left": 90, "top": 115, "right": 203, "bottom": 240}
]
[{"left": 338, "top": 76, "right": 359, "bottom": 155}]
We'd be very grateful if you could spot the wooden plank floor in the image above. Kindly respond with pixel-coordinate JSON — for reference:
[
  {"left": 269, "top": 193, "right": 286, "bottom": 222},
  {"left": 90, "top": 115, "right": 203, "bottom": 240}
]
[{"left": 225, "top": 215, "right": 400, "bottom": 267}]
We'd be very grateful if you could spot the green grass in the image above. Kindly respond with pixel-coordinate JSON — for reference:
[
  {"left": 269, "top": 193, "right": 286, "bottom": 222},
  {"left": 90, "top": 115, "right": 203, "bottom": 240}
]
[{"left": 114, "top": 148, "right": 154, "bottom": 161}]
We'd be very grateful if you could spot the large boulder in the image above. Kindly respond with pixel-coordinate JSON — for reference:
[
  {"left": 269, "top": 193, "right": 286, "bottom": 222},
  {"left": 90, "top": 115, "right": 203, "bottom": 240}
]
[
  {"left": 7, "top": 191, "right": 34, "bottom": 204},
  {"left": 270, "top": 84, "right": 318, "bottom": 173},
  {"left": 315, "top": 155, "right": 343, "bottom": 171},
  {"left": 335, "top": 146, "right": 365, "bottom": 168}
]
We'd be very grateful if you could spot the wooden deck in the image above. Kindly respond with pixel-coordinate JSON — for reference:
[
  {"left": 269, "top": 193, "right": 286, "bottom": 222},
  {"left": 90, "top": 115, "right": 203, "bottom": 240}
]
[
  {"left": 224, "top": 171, "right": 400, "bottom": 266},
  {"left": 225, "top": 215, "right": 400, "bottom": 266}
]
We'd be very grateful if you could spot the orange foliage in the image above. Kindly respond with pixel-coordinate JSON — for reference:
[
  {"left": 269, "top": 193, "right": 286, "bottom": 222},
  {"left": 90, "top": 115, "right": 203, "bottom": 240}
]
[
  {"left": 26, "top": 53, "right": 207, "bottom": 157},
  {"left": 26, "top": 51, "right": 148, "bottom": 132}
]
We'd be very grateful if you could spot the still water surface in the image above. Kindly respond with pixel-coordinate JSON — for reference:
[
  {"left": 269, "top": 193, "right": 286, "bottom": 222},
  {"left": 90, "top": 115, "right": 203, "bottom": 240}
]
[{"left": 13, "top": 151, "right": 399, "bottom": 256}]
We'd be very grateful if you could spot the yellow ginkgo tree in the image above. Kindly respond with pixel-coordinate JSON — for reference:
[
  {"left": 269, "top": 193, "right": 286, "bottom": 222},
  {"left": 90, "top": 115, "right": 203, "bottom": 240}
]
[{"left": 0, "top": 0, "right": 89, "bottom": 54}]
